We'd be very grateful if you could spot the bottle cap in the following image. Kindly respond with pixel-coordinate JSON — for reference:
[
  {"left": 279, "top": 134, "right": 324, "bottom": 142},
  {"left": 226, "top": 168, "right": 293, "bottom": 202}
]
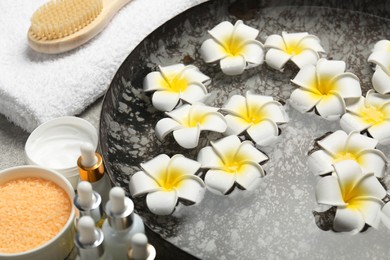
[
  {"left": 75, "top": 216, "right": 105, "bottom": 259},
  {"left": 77, "top": 143, "right": 105, "bottom": 183},
  {"left": 105, "top": 187, "right": 134, "bottom": 231},
  {"left": 128, "top": 233, "right": 156, "bottom": 260},
  {"left": 74, "top": 181, "right": 103, "bottom": 224}
]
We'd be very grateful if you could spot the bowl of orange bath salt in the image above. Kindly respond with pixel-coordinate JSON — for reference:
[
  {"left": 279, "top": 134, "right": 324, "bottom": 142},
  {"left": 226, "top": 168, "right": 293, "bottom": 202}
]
[{"left": 0, "top": 166, "right": 75, "bottom": 260}]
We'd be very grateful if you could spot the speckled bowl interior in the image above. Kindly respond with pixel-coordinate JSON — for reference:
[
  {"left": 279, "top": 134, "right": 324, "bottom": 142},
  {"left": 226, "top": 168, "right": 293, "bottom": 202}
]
[{"left": 99, "top": 0, "right": 390, "bottom": 259}]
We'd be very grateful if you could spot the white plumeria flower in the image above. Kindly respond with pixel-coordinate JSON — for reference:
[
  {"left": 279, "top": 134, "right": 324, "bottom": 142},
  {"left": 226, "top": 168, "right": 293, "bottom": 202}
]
[
  {"left": 315, "top": 160, "right": 386, "bottom": 234},
  {"left": 368, "top": 40, "right": 390, "bottom": 94},
  {"left": 144, "top": 64, "right": 210, "bottom": 111},
  {"left": 222, "top": 91, "right": 288, "bottom": 146},
  {"left": 197, "top": 135, "right": 268, "bottom": 195},
  {"left": 200, "top": 20, "right": 264, "bottom": 76},
  {"left": 289, "top": 58, "right": 361, "bottom": 120},
  {"left": 264, "top": 32, "right": 325, "bottom": 71},
  {"left": 155, "top": 103, "right": 227, "bottom": 149},
  {"left": 129, "top": 154, "right": 205, "bottom": 216},
  {"left": 308, "top": 130, "right": 387, "bottom": 178},
  {"left": 340, "top": 90, "right": 390, "bottom": 145}
]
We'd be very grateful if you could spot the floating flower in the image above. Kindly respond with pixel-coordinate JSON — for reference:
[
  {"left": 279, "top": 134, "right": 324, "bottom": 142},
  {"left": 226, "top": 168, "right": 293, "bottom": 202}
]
[
  {"left": 264, "top": 32, "right": 326, "bottom": 71},
  {"left": 340, "top": 90, "right": 390, "bottom": 145},
  {"left": 289, "top": 58, "right": 361, "bottom": 120},
  {"left": 368, "top": 40, "right": 390, "bottom": 94},
  {"left": 308, "top": 130, "right": 387, "bottom": 178},
  {"left": 222, "top": 91, "right": 288, "bottom": 146},
  {"left": 315, "top": 160, "right": 386, "bottom": 234},
  {"left": 197, "top": 135, "right": 268, "bottom": 195},
  {"left": 200, "top": 20, "right": 264, "bottom": 75},
  {"left": 129, "top": 154, "right": 205, "bottom": 215},
  {"left": 143, "top": 64, "right": 210, "bottom": 111},
  {"left": 155, "top": 103, "right": 227, "bottom": 149}
]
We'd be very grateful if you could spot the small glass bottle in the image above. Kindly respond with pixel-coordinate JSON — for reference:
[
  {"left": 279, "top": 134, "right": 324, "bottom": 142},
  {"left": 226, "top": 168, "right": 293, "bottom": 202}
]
[{"left": 102, "top": 187, "right": 145, "bottom": 260}]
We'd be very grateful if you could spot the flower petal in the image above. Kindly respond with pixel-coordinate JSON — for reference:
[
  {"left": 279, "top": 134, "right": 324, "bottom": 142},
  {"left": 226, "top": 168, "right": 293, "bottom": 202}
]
[
  {"left": 180, "top": 65, "right": 210, "bottom": 85},
  {"left": 208, "top": 21, "right": 234, "bottom": 47},
  {"left": 290, "top": 49, "right": 319, "bottom": 68},
  {"left": 159, "top": 64, "right": 185, "bottom": 79},
  {"left": 333, "top": 160, "right": 362, "bottom": 196},
  {"left": 372, "top": 68, "right": 390, "bottom": 95},
  {"left": 235, "top": 140, "right": 268, "bottom": 164},
  {"left": 265, "top": 48, "right": 291, "bottom": 71},
  {"left": 340, "top": 113, "right": 370, "bottom": 133},
  {"left": 315, "top": 175, "right": 346, "bottom": 206},
  {"left": 297, "top": 35, "right": 326, "bottom": 53},
  {"left": 152, "top": 90, "right": 180, "bottom": 111},
  {"left": 211, "top": 135, "right": 242, "bottom": 164},
  {"left": 316, "top": 58, "right": 346, "bottom": 82},
  {"left": 200, "top": 113, "right": 227, "bottom": 133},
  {"left": 307, "top": 150, "right": 334, "bottom": 176},
  {"left": 352, "top": 172, "right": 386, "bottom": 199},
  {"left": 367, "top": 120, "right": 390, "bottom": 145},
  {"left": 235, "top": 162, "right": 265, "bottom": 189},
  {"left": 141, "top": 154, "right": 171, "bottom": 181},
  {"left": 282, "top": 32, "right": 308, "bottom": 46},
  {"left": 264, "top": 34, "right": 285, "bottom": 50},
  {"left": 247, "top": 119, "right": 279, "bottom": 146},
  {"left": 200, "top": 38, "right": 228, "bottom": 63},
  {"left": 180, "top": 83, "right": 208, "bottom": 104},
  {"left": 345, "top": 96, "right": 365, "bottom": 115},
  {"left": 260, "top": 101, "right": 288, "bottom": 123},
  {"left": 168, "top": 154, "right": 201, "bottom": 177},
  {"left": 175, "top": 176, "right": 205, "bottom": 204},
  {"left": 240, "top": 40, "right": 264, "bottom": 67},
  {"left": 366, "top": 89, "right": 390, "bottom": 107},
  {"left": 144, "top": 71, "right": 167, "bottom": 92},
  {"left": 368, "top": 51, "right": 390, "bottom": 74},
  {"left": 372, "top": 40, "right": 390, "bottom": 52},
  {"left": 224, "top": 114, "right": 251, "bottom": 135},
  {"left": 381, "top": 202, "right": 390, "bottom": 229},
  {"left": 317, "top": 130, "right": 348, "bottom": 156},
  {"left": 246, "top": 92, "right": 274, "bottom": 106},
  {"left": 166, "top": 104, "right": 191, "bottom": 123},
  {"left": 222, "top": 94, "right": 247, "bottom": 117},
  {"left": 204, "top": 169, "right": 236, "bottom": 195},
  {"left": 333, "top": 207, "right": 365, "bottom": 233},
  {"left": 354, "top": 198, "right": 384, "bottom": 228},
  {"left": 146, "top": 190, "right": 177, "bottom": 215},
  {"left": 289, "top": 88, "right": 321, "bottom": 113},
  {"left": 155, "top": 118, "right": 182, "bottom": 141},
  {"left": 173, "top": 127, "right": 200, "bottom": 149},
  {"left": 233, "top": 20, "right": 259, "bottom": 41},
  {"left": 220, "top": 56, "right": 246, "bottom": 75},
  {"left": 345, "top": 131, "right": 377, "bottom": 153},
  {"left": 315, "top": 93, "right": 346, "bottom": 121},
  {"left": 197, "top": 146, "right": 224, "bottom": 169},
  {"left": 290, "top": 64, "right": 318, "bottom": 92},
  {"left": 129, "top": 171, "right": 161, "bottom": 197},
  {"left": 331, "top": 73, "right": 361, "bottom": 99},
  {"left": 357, "top": 149, "right": 387, "bottom": 178}
]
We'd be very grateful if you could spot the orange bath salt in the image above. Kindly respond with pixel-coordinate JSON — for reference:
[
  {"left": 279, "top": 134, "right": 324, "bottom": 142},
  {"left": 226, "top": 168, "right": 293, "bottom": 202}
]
[{"left": 0, "top": 177, "right": 71, "bottom": 253}]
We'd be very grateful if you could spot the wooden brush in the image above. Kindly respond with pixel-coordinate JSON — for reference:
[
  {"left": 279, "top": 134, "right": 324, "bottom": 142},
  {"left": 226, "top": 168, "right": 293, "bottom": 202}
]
[{"left": 28, "top": 0, "right": 131, "bottom": 54}]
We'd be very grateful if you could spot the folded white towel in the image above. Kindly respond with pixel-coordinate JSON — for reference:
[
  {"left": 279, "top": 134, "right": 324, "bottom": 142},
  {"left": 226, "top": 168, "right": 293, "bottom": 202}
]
[{"left": 0, "top": 0, "right": 206, "bottom": 132}]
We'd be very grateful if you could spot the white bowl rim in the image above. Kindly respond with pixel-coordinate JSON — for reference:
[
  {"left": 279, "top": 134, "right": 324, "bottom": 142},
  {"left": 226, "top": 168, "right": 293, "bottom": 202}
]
[{"left": 0, "top": 165, "right": 75, "bottom": 257}]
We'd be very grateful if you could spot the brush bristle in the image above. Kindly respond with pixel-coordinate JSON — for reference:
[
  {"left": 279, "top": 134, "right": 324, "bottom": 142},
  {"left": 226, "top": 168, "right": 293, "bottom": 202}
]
[{"left": 30, "top": 0, "right": 103, "bottom": 40}]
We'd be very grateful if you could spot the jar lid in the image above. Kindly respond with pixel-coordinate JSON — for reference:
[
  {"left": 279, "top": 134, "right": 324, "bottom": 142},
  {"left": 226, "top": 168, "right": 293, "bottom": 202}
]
[{"left": 25, "top": 116, "right": 98, "bottom": 185}]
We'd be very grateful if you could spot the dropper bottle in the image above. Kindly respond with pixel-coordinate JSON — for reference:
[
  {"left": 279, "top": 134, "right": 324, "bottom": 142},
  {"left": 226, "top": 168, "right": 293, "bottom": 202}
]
[
  {"left": 102, "top": 187, "right": 145, "bottom": 260},
  {"left": 75, "top": 216, "right": 112, "bottom": 260},
  {"left": 77, "top": 142, "right": 111, "bottom": 205},
  {"left": 127, "top": 233, "right": 156, "bottom": 260},
  {"left": 74, "top": 181, "right": 105, "bottom": 228}
]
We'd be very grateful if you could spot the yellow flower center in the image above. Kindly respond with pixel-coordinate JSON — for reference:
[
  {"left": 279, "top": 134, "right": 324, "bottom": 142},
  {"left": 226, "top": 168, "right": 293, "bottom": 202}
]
[
  {"left": 183, "top": 113, "right": 205, "bottom": 128},
  {"left": 334, "top": 152, "right": 357, "bottom": 163},
  {"left": 162, "top": 74, "right": 188, "bottom": 92},
  {"left": 223, "top": 36, "right": 244, "bottom": 56},
  {"left": 223, "top": 161, "right": 241, "bottom": 174},
  {"left": 284, "top": 41, "right": 304, "bottom": 56},
  {"left": 238, "top": 104, "right": 264, "bottom": 124},
  {"left": 360, "top": 105, "right": 385, "bottom": 125},
  {"left": 156, "top": 168, "right": 184, "bottom": 191},
  {"left": 315, "top": 75, "right": 334, "bottom": 95},
  {"left": 341, "top": 180, "right": 368, "bottom": 210}
]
